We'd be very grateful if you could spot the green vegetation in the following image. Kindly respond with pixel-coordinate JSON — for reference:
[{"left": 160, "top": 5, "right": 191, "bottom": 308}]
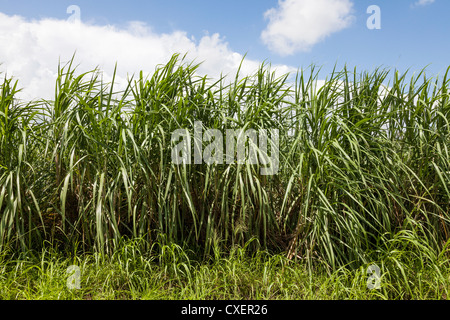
[
  {"left": 1, "top": 53, "right": 449, "bottom": 299},
  {"left": 1, "top": 238, "right": 450, "bottom": 300}
]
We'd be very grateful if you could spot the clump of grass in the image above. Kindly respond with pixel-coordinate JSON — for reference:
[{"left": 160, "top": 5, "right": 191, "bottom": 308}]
[
  {"left": 0, "top": 53, "right": 449, "bottom": 272},
  {"left": 1, "top": 237, "right": 450, "bottom": 300}
]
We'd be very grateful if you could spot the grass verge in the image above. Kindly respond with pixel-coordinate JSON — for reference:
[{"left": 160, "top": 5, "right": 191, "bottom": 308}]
[{"left": 1, "top": 237, "right": 449, "bottom": 300}]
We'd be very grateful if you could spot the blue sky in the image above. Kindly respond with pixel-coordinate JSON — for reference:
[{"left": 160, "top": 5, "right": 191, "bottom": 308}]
[{"left": 0, "top": 0, "right": 448, "bottom": 99}]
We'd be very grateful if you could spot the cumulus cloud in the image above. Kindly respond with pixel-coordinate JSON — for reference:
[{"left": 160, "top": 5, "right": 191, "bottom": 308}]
[
  {"left": 412, "top": 0, "right": 435, "bottom": 7},
  {"left": 261, "top": 0, "right": 355, "bottom": 56},
  {"left": 0, "top": 12, "right": 295, "bottom": 101}
]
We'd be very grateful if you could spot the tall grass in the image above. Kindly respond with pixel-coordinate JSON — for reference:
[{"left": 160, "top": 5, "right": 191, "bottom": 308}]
[{"left": 0, "top": 54, "right": 449, "bottom": 270}]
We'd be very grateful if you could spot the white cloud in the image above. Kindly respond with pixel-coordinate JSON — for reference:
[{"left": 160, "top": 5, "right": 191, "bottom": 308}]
[
  {"left": 0, "top": 12, "right": 295, "bottom": 101},
  {"left": 412, "top": 0, "right": 435, "bottom": 7},
  {"left": 261, "top": 0, "right": 355, "bottom": 56}
]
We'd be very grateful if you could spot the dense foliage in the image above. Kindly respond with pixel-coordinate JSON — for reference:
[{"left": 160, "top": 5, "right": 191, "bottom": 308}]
[{"left": 1, "top": 54, "right": 449, "bottom": 270}]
